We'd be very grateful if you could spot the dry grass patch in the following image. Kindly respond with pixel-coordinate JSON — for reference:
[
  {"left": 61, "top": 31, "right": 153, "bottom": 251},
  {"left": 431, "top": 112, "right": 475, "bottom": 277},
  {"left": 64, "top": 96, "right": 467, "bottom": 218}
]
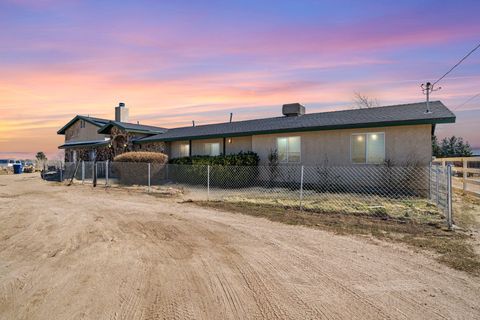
[
  {"left": 195, "top": 199, "right": 480, "bottom": 276},
  {"left": 221, "top": 195, "right": 445, "bottom": 225}
]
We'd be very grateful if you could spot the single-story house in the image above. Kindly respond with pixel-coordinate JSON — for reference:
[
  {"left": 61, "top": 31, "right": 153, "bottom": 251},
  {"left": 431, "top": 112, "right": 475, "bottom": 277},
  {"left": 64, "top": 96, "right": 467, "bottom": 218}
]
[{"left": 58, "top": 101, "right": 455, "bottom": 166}]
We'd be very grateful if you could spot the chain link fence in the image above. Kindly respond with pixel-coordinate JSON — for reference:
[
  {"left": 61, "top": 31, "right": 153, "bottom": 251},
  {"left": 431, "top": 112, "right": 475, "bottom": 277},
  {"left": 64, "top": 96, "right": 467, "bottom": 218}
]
[
  {"left": 53, "top": 161, "right": 453, "bottom": 228},
  {"left": 429, "top": 164, "right": 453, "bottom": 227}
]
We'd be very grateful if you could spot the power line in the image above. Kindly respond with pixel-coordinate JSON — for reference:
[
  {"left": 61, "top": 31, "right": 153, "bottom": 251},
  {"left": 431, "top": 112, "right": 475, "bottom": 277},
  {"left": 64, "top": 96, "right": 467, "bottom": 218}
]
[
  {"left": 456, "top": 92, "right": 480, "bottom": 109},
  {"left": 433, "top": 42, "right": 480, "bottom": 85}
]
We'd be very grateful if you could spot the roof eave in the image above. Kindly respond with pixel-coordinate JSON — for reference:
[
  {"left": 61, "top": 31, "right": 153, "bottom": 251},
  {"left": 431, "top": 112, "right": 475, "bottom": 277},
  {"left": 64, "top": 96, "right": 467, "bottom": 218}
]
[
  {"left": 97, "top": 123, "right": 114, "bottom": 134},
  {"left": 58, "top": 141, "right": 110, "bottom": 149},
  {"left": 134, "top": 117, "right": 456, "bottom": 143},
  {"left": 97, "top": 122, "right": 165, "bottom": 135},
  {"left": 122, "top": 129, "right": 165, "bottom": 134}
]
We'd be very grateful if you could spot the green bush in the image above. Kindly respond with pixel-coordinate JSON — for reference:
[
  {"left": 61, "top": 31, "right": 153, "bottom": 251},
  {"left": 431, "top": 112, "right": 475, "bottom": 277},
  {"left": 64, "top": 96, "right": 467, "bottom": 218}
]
[
  {"left": 168, "top": 152, "right": 260, "bottom": 187},
  {"left": 169, "top": 151, "right": 259, "bottom": 166}
]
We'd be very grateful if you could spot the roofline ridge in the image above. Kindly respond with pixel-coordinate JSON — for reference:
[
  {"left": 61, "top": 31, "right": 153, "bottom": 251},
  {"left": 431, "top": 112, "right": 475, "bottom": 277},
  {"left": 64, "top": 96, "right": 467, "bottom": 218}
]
[
  {"left": 155, "top": 100, "right": 444, "bottom": 131},
  {"left": 111, "top": 120, "right": 167, "bottom": 129}
]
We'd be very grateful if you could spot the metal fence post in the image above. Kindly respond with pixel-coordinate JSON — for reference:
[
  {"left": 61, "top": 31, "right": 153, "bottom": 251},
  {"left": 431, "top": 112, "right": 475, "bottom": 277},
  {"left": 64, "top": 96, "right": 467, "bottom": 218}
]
[
  {"left": 462, "top": 158, "right": 467, "bottom": 192},
  {"left": 82, "top": 161, "right": 85, "bottom": 184},
  {"left": 207, "top": 165, "right": 210, "bottom": 200},
  {"left": 105, "top": 160, "right": 109, "bottom": 186},
  {"left": 447, "top": 164, "right": 453, "bottom": 230},
  {"left": 93, "top": 162, "right": 97, "bottom": 187},
  {"left": 148, "top": 163, "right": 151, "bottom": 193},
  {"left": 299, "top": 165, "right": 304, "bottom": 210}
]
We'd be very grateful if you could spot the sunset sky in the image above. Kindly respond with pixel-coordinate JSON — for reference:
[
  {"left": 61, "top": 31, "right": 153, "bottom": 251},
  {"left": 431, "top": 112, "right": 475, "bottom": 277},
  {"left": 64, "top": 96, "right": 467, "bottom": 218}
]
[{"left": 1, "top": 0, "right": 479, "bottom": 159}]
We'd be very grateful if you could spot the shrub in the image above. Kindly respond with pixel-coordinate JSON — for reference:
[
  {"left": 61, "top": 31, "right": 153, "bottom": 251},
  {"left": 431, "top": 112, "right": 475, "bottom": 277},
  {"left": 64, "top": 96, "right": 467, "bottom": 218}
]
[
  {"left": 168, "top": 152, "right": 260, "bottom": 187},
  {"left": 114, "top": 151, "right": 168, "bottom": 164},
  {"left": 113, "top": 152, "right": 168, "bottom": 185},
  {"left": 169, "top": 151, "right": 259, "bottom": 166},
  {"left": 23, "top": 166, "right": 34, "bottom": 173}
]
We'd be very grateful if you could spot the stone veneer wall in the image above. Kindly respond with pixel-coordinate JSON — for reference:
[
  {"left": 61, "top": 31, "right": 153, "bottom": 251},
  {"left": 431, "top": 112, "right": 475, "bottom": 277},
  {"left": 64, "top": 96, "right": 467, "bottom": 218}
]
[
  {"left": 64, "top": 145, "right": 111, "bottom": 162},
  {"left": 133, "top": 141, "right": 167, "bottom": 154},
  {"left": 63, "top": 124, "right": 168, "bottom": 162}
]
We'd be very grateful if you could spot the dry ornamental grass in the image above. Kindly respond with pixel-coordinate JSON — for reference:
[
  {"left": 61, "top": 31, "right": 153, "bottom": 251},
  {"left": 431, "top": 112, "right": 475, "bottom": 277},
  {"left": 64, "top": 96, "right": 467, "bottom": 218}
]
[{"left": 113, "top": 151, "right": 168, "bottom": 163}]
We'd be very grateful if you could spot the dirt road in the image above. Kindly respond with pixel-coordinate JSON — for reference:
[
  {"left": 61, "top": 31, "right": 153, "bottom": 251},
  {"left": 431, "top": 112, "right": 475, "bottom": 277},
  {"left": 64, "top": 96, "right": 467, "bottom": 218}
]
[{"left": 0, "top": 174, "right": 479, "bottom": 319}]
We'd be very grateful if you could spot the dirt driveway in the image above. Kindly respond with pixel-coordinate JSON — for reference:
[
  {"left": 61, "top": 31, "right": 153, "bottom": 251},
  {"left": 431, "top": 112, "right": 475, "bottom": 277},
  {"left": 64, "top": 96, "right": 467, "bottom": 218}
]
[{"left": 0, "top": 174, "right": 479, "bottom": 319}]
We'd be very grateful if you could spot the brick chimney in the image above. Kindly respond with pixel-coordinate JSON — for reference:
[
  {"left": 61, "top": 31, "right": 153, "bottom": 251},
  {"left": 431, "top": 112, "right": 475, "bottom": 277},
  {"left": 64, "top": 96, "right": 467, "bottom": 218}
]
[{"left": 115, "top": 102, "right": 129, "bottom": 123}]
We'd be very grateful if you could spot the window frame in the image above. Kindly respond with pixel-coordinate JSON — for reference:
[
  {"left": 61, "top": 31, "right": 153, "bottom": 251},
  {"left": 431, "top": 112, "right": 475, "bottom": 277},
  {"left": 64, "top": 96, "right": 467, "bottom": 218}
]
[
  {"left": 350, "top": 132, "right": 385, "bottom": 164},
  {"left": 276, "top": 136, "right": 301, "bottom": 163}
]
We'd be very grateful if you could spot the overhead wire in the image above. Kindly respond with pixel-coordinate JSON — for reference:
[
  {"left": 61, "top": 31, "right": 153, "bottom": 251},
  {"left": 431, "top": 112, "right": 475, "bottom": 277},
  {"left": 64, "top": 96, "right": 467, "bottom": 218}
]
[{"left": 432, "top": 42, "right": 480, "bottom": 86}]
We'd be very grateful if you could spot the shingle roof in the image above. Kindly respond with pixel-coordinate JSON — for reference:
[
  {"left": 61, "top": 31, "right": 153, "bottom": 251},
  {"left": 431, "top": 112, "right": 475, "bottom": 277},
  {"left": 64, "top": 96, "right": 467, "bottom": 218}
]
[
  {"left": 58, "top": 114, "right": 166, "bottom": 136},
  {"left": 57, "top": 115, "right": 110, "bottom": 134},
  {"left": 136, "top": 101, "right": 455, "bottom": 143},
  {"left": 58, "top": 139, "right": 110, "bottom": 149},
  {"left": 97, "top": 121, "right": 167, "bottom": 134}
]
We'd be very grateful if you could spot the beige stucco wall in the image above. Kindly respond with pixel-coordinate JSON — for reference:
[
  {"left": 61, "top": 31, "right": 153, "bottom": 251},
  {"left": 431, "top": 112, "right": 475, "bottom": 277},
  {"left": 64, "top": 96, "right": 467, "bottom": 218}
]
[
  {"left": 252, "top": 124, "right": 432, "bottom": 166},
  {"left": 65, "top": 120, "right": 108, "bottom": 143},
  {"left": 225, "top": 136, "right": 252, "bottom": 154}
]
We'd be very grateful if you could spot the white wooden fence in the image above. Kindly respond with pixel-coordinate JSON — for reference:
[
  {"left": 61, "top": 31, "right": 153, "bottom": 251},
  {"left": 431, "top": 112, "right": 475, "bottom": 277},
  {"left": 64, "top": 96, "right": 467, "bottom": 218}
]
[{"left": 432, "top": 157, "right": 480, "bottom": 197}]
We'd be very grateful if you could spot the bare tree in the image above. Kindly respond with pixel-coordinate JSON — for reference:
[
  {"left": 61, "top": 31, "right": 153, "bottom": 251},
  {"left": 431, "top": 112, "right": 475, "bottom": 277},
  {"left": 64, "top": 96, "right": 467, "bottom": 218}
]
[{"left": 354, "top": 92, "right": 379, "bottom": 109}]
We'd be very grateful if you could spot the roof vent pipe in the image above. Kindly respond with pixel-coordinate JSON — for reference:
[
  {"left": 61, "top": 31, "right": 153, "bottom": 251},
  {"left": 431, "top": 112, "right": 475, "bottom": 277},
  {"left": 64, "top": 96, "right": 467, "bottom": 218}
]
[
  {"left": 192, "top": 120, "right": 195, "bottom": 127},
  {"left": 229, "top": 113, "right": 233, "bottom": 123}
]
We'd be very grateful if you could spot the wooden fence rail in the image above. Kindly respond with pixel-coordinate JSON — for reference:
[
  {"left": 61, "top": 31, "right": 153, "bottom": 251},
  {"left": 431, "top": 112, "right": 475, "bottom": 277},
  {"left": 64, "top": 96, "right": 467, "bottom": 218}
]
[{"left": 432, "top": 157, "right": 480, "bottom": 197}]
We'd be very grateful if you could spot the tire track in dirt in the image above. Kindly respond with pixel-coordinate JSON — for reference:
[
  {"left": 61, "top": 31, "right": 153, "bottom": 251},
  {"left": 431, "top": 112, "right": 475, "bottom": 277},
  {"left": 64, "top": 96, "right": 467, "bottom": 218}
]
[{"left": 1, "top": 175, "right": 479, "bottom": 319}]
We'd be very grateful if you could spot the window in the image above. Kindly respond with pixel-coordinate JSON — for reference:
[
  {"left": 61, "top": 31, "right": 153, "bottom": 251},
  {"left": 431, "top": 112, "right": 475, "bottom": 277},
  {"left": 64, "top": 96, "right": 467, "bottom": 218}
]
[
  {"left": 80, "top": 120, "right": 85, "bottom": 128},
  {"left": 204, "top": 142, "right": 220, "bottom": 156},
  {"left": 351, "top": 133, "right": 385, "bottom": 164},
  {"left": 179, "top": 143, "right": 190, "bottom": 157},
  {"left": 277, "top": 136, "right": 301, "bottom": 163}
]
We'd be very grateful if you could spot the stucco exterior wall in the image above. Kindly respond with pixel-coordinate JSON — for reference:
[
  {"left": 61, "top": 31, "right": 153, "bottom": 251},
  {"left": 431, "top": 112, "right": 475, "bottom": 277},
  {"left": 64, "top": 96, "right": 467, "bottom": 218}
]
[
  {"left": 65, "top": 120, "right": 107, "bottom": 143},
  {"left": 251, "top": 124, "right": 432, "bottom": 166},
  {"left": 131, "top": 124, "right": 432, "bottom": 166},
  {"left": 225, "top": 136, "right": 252, "bottom": 154}
]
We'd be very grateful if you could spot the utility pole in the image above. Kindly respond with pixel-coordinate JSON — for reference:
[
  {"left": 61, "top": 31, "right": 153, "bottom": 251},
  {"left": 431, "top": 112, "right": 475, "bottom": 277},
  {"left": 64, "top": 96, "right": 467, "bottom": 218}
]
[{"left": 421, "top": 82, "right": 441, "bottom": 114}]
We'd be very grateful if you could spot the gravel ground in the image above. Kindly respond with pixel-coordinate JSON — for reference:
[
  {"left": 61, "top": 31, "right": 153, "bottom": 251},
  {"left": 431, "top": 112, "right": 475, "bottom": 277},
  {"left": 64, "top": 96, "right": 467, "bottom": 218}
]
[{"left": 0, "top": 174, "right": 479, "bottom": 319}]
